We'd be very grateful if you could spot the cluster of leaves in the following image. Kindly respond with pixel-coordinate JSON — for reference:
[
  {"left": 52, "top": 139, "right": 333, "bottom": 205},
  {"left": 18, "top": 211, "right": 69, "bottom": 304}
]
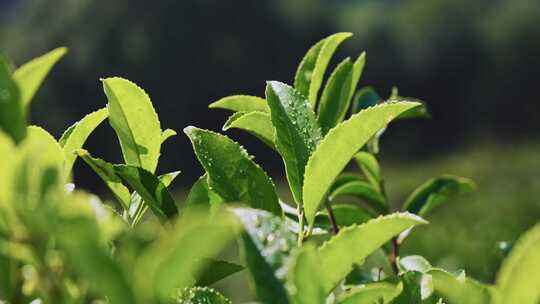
[{"left": 0, "top": 33, "right": 539, "bottom": 304}]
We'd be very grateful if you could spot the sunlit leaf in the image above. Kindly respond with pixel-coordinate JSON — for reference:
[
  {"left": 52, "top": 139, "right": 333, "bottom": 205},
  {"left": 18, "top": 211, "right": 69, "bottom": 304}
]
[
  {"left": 209, "top": 95, "right": 269, "bottom": 113},
  {"left": 399, "top": 255, "right": 432, "bottom": 273},
  {"left": 13, "top": 47, "right": 67, "bottom": 108},
  {"left": 354, "top": 152, "right": 381, "bottom": 190},
  {"left": 161, "top": 128, "right": 177, "bottom": 144},
  {"left": 103, "top": 77, "right": 162, "bottom": 172},
  {"left": 317, "top": 213, "right": 427, "bottom": 294},
  {"left": 223, "top": 111, "right": 276, "bottom": 150},
  {"left": 184, "top": 127, "right": 281, "bottom": 215},
  {"left": 59, "top": 108, "right": 108, "bottom": 175},
  {"left": 315, "top": 204, "right": 373, "bottom": 230},
  {"left": 158, "top": 171, "right": 180, "bottom": 188},
  {"left": 388, "top": 95, "right": 430, "bottom": 120},
  {"left": 336, "top": 283, "right": 399, "bottom": 304},
  {"left": 330, "top": 173, "right": 364, "bottom": 191},
  {"left": 317, "top": 58, "right": 353, "bottom": 134},
  {"left": 329, "top": 180, "right": 386, "bottom": 214},
  {"left": 403, "top": 175, "right": 475, "bottom": 217},
  {"left": 495, "top": 222, "right": 540, "bottom": 304},
  {"left": 266, "top": 81, "right": 321, "bottom": 205},
  {"left": 76, "top": 149, "right": 131, "bottom": 209},
  {"left": 318, "top": 52, "right": 366, "bottom": 134},
  {"left": 288, "top": 243, "right": 325, "bottom": 304},
  {"left": 429, "top": 269, "right": 492, "bottom": 304},
  {"left": 25, "top": 126, "right": 65, "bottom": 171},
  {"left": 3, "top": 127, "right": 64, "bottom": 206},
  {"left": 303, "top": 102, "right": 421, "bottom": 224},
  {"left": 294, "top": 32, "right": 352, "bottom": 107},
  {"left": 347, "top": 52, "right": 367, "bottom": 106}
]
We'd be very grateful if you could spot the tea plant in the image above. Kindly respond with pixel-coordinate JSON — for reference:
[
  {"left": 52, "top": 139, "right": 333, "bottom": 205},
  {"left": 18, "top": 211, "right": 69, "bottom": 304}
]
[{"left": 0, "top": 33, "right": 538, "bottom": 304}]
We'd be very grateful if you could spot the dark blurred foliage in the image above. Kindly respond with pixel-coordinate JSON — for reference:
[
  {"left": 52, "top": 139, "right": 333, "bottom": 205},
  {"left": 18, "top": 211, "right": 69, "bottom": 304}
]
[{"left": 1, "top": 0, "right": 540, "bottom": 191}]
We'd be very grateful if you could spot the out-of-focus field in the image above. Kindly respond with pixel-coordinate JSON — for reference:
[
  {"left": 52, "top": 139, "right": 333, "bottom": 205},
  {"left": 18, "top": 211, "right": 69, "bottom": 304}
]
[{"left": 384, "top": 142, "right": 540, "bottom": 282}]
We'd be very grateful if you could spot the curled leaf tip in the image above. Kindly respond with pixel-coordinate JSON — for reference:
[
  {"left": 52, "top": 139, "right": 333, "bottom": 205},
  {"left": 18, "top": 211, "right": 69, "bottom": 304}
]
[
  {"left": 54, "top": 47, "right": 69, "bottom": 56},
  {"left": 74, "top": 148, "right": 89, "bottom": 156},
  {"left": 183, "top": 126, "right": 198, "bottom": 136},
  {"left": 396, "top": 211, "right": 429, "bottom": 224}
]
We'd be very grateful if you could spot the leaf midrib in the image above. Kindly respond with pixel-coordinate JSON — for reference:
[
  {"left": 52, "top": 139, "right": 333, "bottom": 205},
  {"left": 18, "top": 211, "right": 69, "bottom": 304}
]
[{"left": 107, "top": 84, "right": 144, "bottom": 168}]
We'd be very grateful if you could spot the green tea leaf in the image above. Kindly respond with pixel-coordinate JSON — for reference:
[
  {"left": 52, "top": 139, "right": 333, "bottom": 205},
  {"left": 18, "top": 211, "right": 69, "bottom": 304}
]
[
  {"left": 336, "top": 283, "right": 399, "bottom": 304},
  {"left": 329, "top": 180, "right": 386, "bottom": 214},
  {"left": 223, "top": 111, "right": 276, "bottom": 150},
  {"left": 495, "top": 222, "right": 540, "bottom": 304},
  {"left": 103, "top": 77, "right": 162, "bottom": 172},
  {"left": 294, "top": 32, "right": 352, "bottom": 107},
  {"left": 318, "top": 52, "right": 366, "bottom": 134},
  {"left": 13, "top": 47, "right": 67, "bottom": 108},
  {"left": 403, "top": 175, "right": 475, "bottom": 217},
  {"left": 318, "top": 213, "right": 427, "bottom": 294},
  {"left": 64, "top": 241, "right": 136, "bottom": 304},
  {"left": 387, "top": 94, "right": 430, "bottom": 120},
  {"left": 178, "top": 286, "right": 232, "bottom": 304},
  {"left": 429, "top": 269, "right": 492, "bottom": 304},
  {"left": 390, "top": 271, "right": 423, "bottom": 304},
  {"left": 7, "top": 127, "right": 64, "bottom": 205},
  {"left": 288, "top": 243, "right": 325, "bottom": 304},
  {"left": 161, "top": 128, "right": 177, "bottom": 144},
  {"left": 196, "top": 259, "right": 244, "bottom": 287},
  {"left": 76, "top": 149, "right": 131, "bottom": 209},
  {"left": 303, "top": 101, "right": 421, "bottom": 224},
  {"left": 317, "top": 58, "right": 353, "bottom": 134},
  {"left": 354, "top": 152, "right": 381, "bottom": 190},
  {"left": 26, "top": 126, "right": 65, "bottom": 170},
  {"left": 209, "top": 95, "right": 269, "bottom": 113},
  {"left": 184, "top": 127, "right": 281, "bottom": 215},
  {"left": 158, "top": 171, "right": 181, "bottom": 188},
  {"left": 315, "top": 204, "right": 373, "bottom": 230},
  {"left": 344, "top": 249, "right": 394, "bottom": 286},
  {"left": 330, "top": 173, "right": 364, "bottom": 191},
  {"left": 185, "top": 175, "right": 224, "bottom": 210},
  {"left": 350, "top": 87, "right": 381, "bottom": 114},
  {"left": 347, "top": 53, "right": 367, "bottom": 105},
  {"left": 135, "top": 209, "right": 239, "bottom": 302},
  {"left": 59, "top": 108, "right": 108, "bottom": 175},
  {"left": 234, "top": 208, "right": 295, "bottom": 304},
  {"left": 266, "top": 81, "right": 322, "bottom": 205},
  {"left": 128, "top": 170, "right": 181, "bottom": 224},
  {"left": 294, "top": 37, "right": 325, "bottom": 100},
  {"left": 114, "top": 165, "right": 178, "bottom": 222},
  {"left": 399, "top": 255, "right": 432, "bottom": 274},
  {"left": 0, "top": 131, "right": 15, "bottom": 203},
  {"left": 0, "top": 55, "right": 25, "bottom": 143}
]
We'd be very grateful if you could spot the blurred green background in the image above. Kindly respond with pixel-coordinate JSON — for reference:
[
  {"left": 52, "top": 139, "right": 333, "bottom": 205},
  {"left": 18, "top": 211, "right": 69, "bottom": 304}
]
[{"left": 1, "top": 0, "right": 539, "bottom": 295}]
